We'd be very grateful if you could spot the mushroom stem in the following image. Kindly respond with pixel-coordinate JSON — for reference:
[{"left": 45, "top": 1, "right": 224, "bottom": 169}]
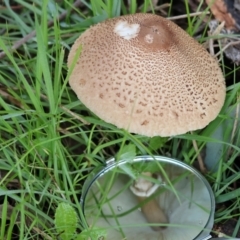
[
  {"left": 130, "top": 172, "right": 168, "bottom": 231},
  {"left": 137, "top": 196, "right": 168, "bottom": 231}
]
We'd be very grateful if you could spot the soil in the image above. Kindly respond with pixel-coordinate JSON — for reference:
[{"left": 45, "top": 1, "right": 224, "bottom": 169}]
[{"left": 212, "top": 219, "right": 240, "bottom": 238}]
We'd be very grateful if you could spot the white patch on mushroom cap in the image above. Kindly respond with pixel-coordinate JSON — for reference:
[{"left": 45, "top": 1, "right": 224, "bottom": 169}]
[
  {"left": 114, "top": 20, "right": 140, "bottom": 40},
  {"left": 144, "top": 34, "right": 154, "bottom": 44}
]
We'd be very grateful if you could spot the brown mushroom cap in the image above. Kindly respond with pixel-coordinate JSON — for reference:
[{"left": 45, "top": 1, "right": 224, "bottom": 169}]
[{"left": 68, "top": 13, "right": 226, "bottom": 137}]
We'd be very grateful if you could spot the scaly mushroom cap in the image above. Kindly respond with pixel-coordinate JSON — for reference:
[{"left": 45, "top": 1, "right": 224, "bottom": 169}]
[{"left": 68, "top": 13, "right": 226, "bottom": 137}]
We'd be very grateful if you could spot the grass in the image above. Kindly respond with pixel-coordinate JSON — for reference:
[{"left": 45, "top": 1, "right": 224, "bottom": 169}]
[{"left": 0, "top": 0, "right": 240, "bottom": 239}]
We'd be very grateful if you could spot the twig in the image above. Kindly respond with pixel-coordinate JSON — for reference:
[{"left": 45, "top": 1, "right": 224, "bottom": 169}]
[
  {"left": 0, "top": 88, "right": 23, "bottom": 108},
  {"left": 206, "top": 21, "right": 225, "bottom": 56},
  {"left": 167, "top": 11, "right": 210, "bottom": 20},
  {"left": 191, "top": 134, "right": 206, "bottom": 173},
  {"left": 0, "top": 0, "right": 82, "bottom": 60},
  {"left": 214, "top": 40, "right": 240, "bottom": 58},
  {"left": 0, "top": 5, "right": 22, "bottom": 10},
  {"left": 40, "top": 92, "right": 89, "bottom": 125},
  {"left": 60, "top": 105, "right": 90, "bottom": 125},
  {"left": 32, "top": 227, "right": 52, "bottom": 240}
]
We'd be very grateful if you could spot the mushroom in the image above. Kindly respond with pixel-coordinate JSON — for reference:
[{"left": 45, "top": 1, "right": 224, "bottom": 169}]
[
  {"left": 68, "top": 13, "right": 226, "bottom": 137},
  {"left": 130, "top": 172, "right": 168, "bottom": 231},
  {"left": 68, "top": 13, "right": 226, "bottom": 230}
]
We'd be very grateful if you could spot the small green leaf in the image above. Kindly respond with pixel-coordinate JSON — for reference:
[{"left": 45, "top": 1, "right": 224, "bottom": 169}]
[
  {"left": 76, "top": 227, "right": 107, "bottom": 240},
  {"left": 119, "top": 163, "right": 138, "bottom": 179},
  {"left": 117, "top": 144, "right": 136, "bottom": 161},
  {"left": 55, "top": 203, "right": 78, "bottom": 240},
  {"left": 149, "top": 136, "right": 167, "bottom": 151}
]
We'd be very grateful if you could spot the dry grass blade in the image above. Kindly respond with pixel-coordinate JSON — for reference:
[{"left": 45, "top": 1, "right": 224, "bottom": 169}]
[{"left": 0, "top": 88, "right": 23, "bottom": 108}]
